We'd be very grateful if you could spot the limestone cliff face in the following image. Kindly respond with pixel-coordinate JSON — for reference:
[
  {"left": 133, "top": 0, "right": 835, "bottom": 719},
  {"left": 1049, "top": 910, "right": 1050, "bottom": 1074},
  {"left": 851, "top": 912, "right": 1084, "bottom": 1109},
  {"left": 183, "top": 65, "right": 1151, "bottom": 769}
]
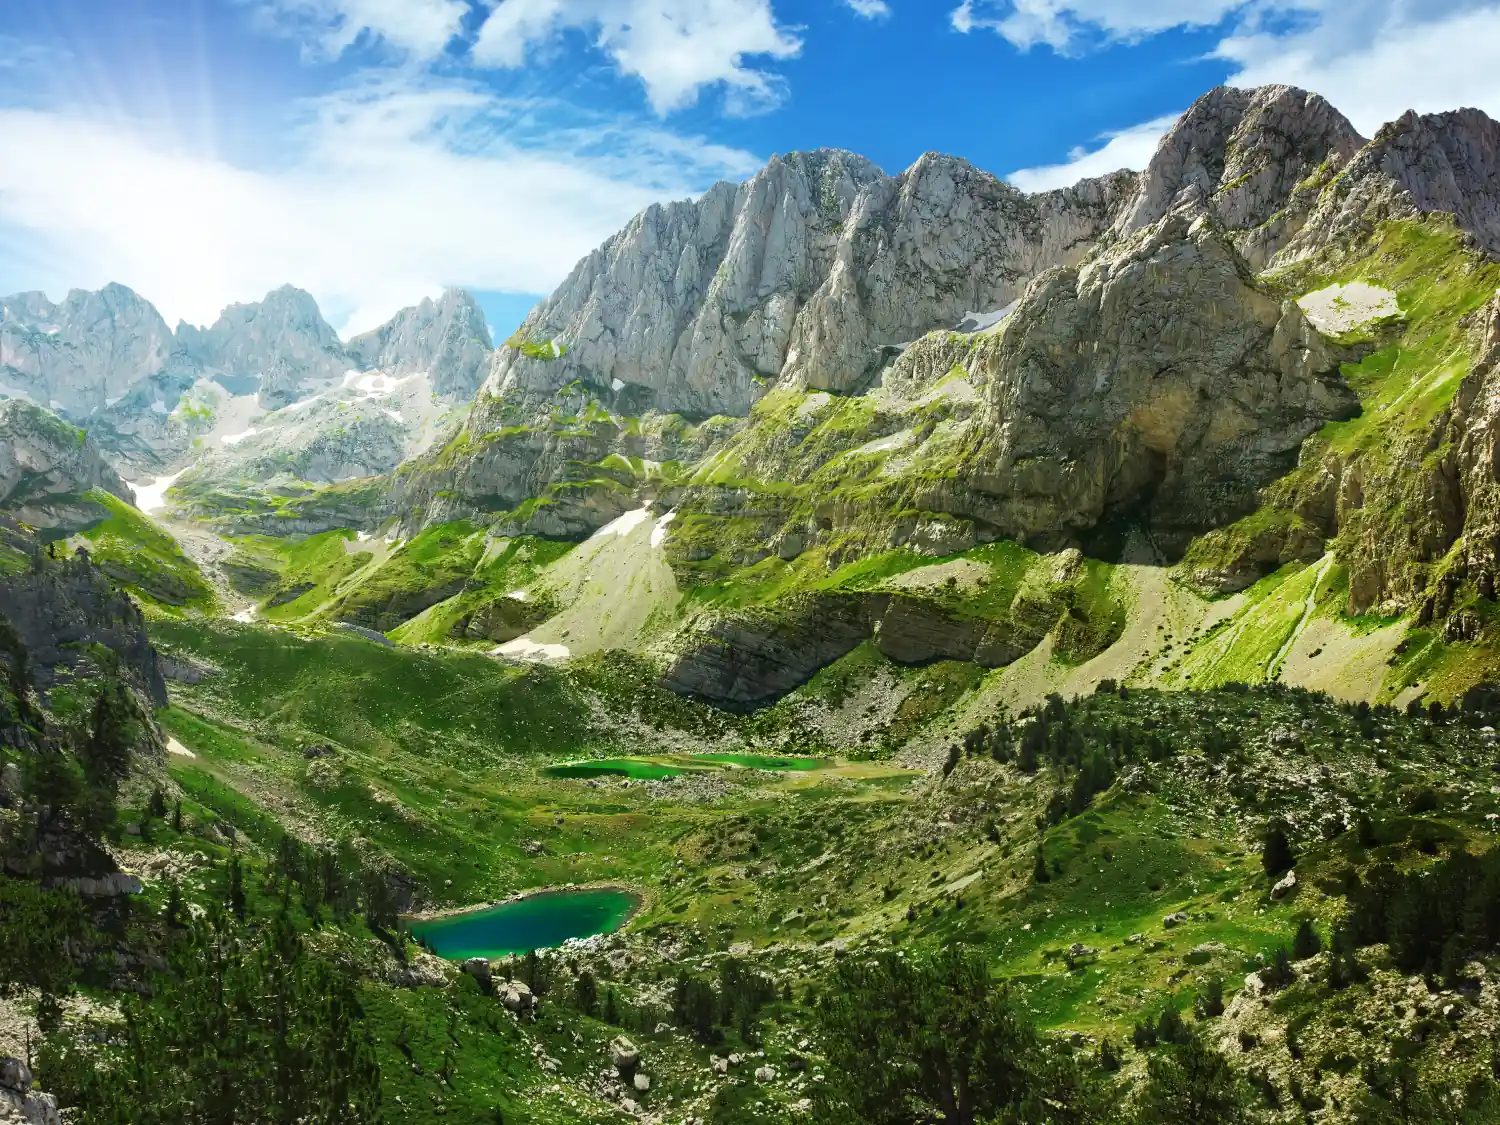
[
  {"left": 348, "top": 289, "right": 494, "bottom": 400},
  {"left": 177, "top": 285, "right": 352, "bottom": 409},
  {"left": 0, "top": 400, "right": 134, "bottom": 530},
  {"left": 480, "top": 149, "right": 1135, "bottom": 422},
  {"left": 0, "top": 284, "right": 176, "bottom": 416},
  {"left": 660, "top": 187, "right": 1359, "bottom": 588},
  {"left": 955, "top": 194, "right": 1357, "bottom": 552},
  {"left": 0, "top": 516, "right": 166, "bottom": 706},
  {"left": 404, "top": 150, "right": 1136, "bottom": 530}
]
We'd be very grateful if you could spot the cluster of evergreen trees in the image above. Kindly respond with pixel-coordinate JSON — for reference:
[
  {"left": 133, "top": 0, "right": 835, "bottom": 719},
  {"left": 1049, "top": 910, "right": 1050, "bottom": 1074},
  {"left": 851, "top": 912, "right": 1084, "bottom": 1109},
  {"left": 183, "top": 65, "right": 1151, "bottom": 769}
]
[
  {"left": 671, "top": 956, "right": 779, "bottom": 1044},
  {"left": 269, "top": 833, "right": 402, "bottom": 934},
  {"left": 810, "top": 946, "right": 1257, "bottom": 1125},
  {"left": 43, "top": 903, "right": 383, "bottom": 1124},
  {"left": 1345, "top": 850, "right": 1500, "bottom": 980}
]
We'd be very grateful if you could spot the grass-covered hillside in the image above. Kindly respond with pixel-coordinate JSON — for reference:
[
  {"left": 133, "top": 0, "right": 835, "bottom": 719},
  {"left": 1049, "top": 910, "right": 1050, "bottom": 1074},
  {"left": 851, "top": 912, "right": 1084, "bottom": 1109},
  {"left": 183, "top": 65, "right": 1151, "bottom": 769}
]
[{"left": 25, "top": 602, "right": 1500, "bottom": 1123}]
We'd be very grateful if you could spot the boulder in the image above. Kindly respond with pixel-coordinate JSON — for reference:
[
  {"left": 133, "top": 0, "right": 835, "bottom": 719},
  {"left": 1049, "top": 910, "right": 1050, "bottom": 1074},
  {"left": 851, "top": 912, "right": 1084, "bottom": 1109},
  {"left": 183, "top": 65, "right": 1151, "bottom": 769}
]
[
  {"left": 633, "top": 1073, "right": 651, "bottom": 1092},
  {"left": 755, "top": 1065, "right": 778, "bottom": 1083},
  {"left": 1270, "top": 870, "right": 1298, "bottom": 899},
  {"left": 1162, "top": 911, "right": 1189, "bottom": 929},
  {"left": 460, "top": 957, "right": 493, "bottom": 988},
  {"left": 0, "top": 1059, "right": 31, "bottom": 1094},
  {"left": 497, "top": 979, "right": 536, "bottom": 1016},
  {"left": 610, "top": 1035, "right": 640, "bottom": 1074}
]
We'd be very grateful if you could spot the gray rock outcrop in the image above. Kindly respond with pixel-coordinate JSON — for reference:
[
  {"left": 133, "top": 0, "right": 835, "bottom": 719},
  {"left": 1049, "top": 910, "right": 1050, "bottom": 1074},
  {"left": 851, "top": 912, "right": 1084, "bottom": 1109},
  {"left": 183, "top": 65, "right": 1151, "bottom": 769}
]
[
  {"left": 177, "top": 285, "right": 351, "bottom": 408},
  {"left": 0, "top": 283, "right": 176, "bottom": 416},
  {"left": 0, "top": 399, "right": 134, "bottom": 530},
  {"left": 0, "top": 516, "right": 167, "bottom": 705},
  {"left": 348, "top": 289, "right": 494, "bottom": 399}
]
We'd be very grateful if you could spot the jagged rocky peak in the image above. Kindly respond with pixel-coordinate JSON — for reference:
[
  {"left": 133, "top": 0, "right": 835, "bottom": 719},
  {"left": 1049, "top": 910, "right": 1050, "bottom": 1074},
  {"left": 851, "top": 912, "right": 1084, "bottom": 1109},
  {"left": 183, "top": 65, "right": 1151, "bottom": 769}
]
[
  {"left": 0, "top": 398, "right": 134, "bottom": 530},
  {"left": 1116, "top": 85, "right": 1365, "bottom": 236},
  {"left": 1282, "top": 104, "right": 1500, "bottom": 262},
  {"left": 348, "top": 288, "right": 494, "bottom": 398},
  {"left": 177, "top": 284, "right": 350, "bottom": 408},
  {"left": 1111, "top": 84, "right": 1366, "bottom": 270},
  {"left": 484, "top": 145, "right": 1136, "bottom": 421},
  {"left": 0, "top": 282, "right": 176, "bottom": 415}
]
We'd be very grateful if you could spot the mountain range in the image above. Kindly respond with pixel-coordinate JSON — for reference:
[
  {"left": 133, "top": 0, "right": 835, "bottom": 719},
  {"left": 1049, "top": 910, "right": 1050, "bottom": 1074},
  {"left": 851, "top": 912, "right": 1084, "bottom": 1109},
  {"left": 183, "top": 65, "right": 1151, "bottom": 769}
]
[{"left": 6, "top": 81, "right": 1500, "bottom": 712}]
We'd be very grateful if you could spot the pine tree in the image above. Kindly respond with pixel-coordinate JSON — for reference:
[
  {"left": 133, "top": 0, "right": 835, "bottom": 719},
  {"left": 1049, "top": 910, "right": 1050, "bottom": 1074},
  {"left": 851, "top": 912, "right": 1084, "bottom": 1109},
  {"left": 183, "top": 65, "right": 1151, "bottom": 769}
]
[
  {"left": 1261, "top": 820, "right": 1295, "bottom": 878},
  {"left": 574, "top": 969, "right": 598, "bottom": 1015},
  {"left": 1032, "top": 842, "right": 1051, "bottom": 884},
  {"left": 1134, "top": 1032, "right": 1247, "bottom": 1124},
  {"left": 1292, "top": 918, "right": 1322, "bottom": 960},
  {"left": 165, "top": 880, "right": 185, "bottom": 929},
  {"left": 171, "top": 799, "right": 183, "bottom": 833},
  {"left": 227, "top": 853, "right": 246, "bottom": 921}
]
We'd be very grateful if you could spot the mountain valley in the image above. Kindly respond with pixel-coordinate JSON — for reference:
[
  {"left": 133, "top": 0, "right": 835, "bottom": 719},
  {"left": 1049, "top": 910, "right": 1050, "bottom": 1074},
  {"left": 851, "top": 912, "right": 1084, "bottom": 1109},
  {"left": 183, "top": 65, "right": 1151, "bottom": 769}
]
[{"left": 8, "top": 82, "right": 1500, "bottom": 1123}]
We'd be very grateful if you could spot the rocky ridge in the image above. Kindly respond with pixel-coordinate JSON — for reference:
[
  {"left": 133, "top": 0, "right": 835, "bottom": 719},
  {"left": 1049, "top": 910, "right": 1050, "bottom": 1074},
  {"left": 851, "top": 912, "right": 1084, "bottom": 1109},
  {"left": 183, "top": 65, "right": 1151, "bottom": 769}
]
[{"left": 0, "top": 400, "right": 134, "bottom": 531}]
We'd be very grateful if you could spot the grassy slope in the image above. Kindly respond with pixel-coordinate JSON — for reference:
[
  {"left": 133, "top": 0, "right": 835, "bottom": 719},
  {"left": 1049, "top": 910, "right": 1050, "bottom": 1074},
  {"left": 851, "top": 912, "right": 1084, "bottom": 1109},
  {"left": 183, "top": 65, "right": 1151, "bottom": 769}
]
[
  {"left": 71, "top": 490, "right": 217, "bottom": 614},
  {"left": 139, "top": 611, "right": 1500, "bottom": 1121}
]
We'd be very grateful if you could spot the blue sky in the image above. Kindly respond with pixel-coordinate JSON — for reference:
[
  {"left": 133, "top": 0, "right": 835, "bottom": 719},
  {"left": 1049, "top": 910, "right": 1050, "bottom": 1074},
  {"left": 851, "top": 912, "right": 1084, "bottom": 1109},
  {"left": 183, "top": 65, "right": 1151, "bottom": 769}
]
[{"left": 2, "top": 0, "right": 1499, "bottom": 340}]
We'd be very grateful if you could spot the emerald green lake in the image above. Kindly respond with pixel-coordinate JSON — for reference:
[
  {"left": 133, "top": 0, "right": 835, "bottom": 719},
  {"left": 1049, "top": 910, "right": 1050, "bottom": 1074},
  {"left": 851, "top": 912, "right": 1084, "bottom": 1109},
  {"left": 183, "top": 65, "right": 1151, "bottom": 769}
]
[
  {"left": 409, "top": 889, "right": 638, "bottom": 959},
  {"left": 693, "top": 753, "right": 828, "bottom": 771},
  {"left": 543, "top": 753, "right": 831, "bottom": 780}
]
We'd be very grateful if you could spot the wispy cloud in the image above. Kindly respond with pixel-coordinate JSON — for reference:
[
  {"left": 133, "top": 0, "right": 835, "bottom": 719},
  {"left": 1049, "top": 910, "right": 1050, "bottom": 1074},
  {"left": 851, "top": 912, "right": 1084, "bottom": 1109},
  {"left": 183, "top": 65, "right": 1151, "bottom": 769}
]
[
  {"left": 845, "top": 0, "right": 892, "bottom": 18},
  {"left": 471, "top": 0, "right": 803, "bottom": 115},
  {"left": 250, "top": 0, "right": 470, "bottom": 60},
  {"left": 950, "top": 0, "right": 1240, "bottom": 52},
  {"left": 1007, "top": 113, "right": 1176, "bottom": 191},
  {"left": 0, "top": 73, "right": 760, "bottom": 333}
]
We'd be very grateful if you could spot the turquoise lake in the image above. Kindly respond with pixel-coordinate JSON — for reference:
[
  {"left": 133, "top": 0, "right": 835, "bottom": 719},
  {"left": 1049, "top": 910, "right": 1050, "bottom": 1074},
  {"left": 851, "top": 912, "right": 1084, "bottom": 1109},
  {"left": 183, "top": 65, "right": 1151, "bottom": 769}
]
[{"left": 408, "top": 888, "right": 638, "bottom": 959}]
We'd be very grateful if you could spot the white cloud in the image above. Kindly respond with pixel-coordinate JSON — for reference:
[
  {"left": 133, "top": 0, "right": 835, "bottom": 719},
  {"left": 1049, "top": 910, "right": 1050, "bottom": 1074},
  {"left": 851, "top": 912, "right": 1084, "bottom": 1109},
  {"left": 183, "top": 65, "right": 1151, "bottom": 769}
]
[
  {"left": 255, "top": 0, "right": 470, "bottom": 59},
  {"left": 949, "top": 0, "right": 1240, "bottom": 51},
  {"left": 1219, "top": 3, "right": 1500, "bottom": 137},
  {"left": 958, "top": 1, "right": 1500, "bottom": 136},
  {"left": 472, "top": 0, "right": 802, "bottom": 115},
  {"left": 845, "top": 0, "right": 891, "bottom": 18},
  {"left": 993, "top": 2, "right": 1500, "bottom": 192},
  {"left": 0, "top": 75, "right": 760, "bottom": 335},
  {"left": 1007, "top": 113, "right": 1176, "bottom": 191}
]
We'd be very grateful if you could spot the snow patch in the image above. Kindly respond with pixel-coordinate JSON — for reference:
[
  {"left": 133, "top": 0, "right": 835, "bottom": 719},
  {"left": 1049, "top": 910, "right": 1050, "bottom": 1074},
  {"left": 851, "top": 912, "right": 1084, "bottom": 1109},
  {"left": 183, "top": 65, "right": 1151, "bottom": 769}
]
[
  {"left": 611, "top": 378, "right": 625, "bottom": 392},
  {"left": 220, "top": 427, "right": 260, "bottom": 446},
  {"left": 493, "top": 637, "right": 571, "bottom": 663},
  {"left": 853, "top": 429, "right": 915, "bottom": 456},
  {"left": 592, "top": 507, "right": 652, "bottom": 539},
  {"left": 651, "top": 510, "right": 677, "bottom": 548},
  {"left": 1297, "top": 281, "right": 1400, "bottom": 335},
  {"left": 955, "top": 301, "right": 1018, "bottom": 334},
  {"left": 506, "top": 590, "right": 529, "bottom": 601},
  {"left": 105, "top": 396, "right": 123, "bottom": 408},
  {"left": 231, "top": 607, "right": 257, "bottom": 623},
  {"left": 166, "top": 737, "right": 196, "bottom": 758},
  {"left": 151, "top": 399, "right": 169, "bottom": 415},
  {"left": 129, "top": 470, "right": 185, "bottom": 515}
]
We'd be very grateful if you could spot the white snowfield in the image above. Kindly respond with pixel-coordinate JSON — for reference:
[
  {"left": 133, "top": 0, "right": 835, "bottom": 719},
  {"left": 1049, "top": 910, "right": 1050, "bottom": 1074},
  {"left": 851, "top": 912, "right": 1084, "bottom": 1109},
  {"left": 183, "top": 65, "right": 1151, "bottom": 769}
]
[
  {"left": 129, "top": 470, "right": 186, "bottom": 515},
  {"left": 1296, "top": 281, "right": 1400, "bottom": 335}
]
